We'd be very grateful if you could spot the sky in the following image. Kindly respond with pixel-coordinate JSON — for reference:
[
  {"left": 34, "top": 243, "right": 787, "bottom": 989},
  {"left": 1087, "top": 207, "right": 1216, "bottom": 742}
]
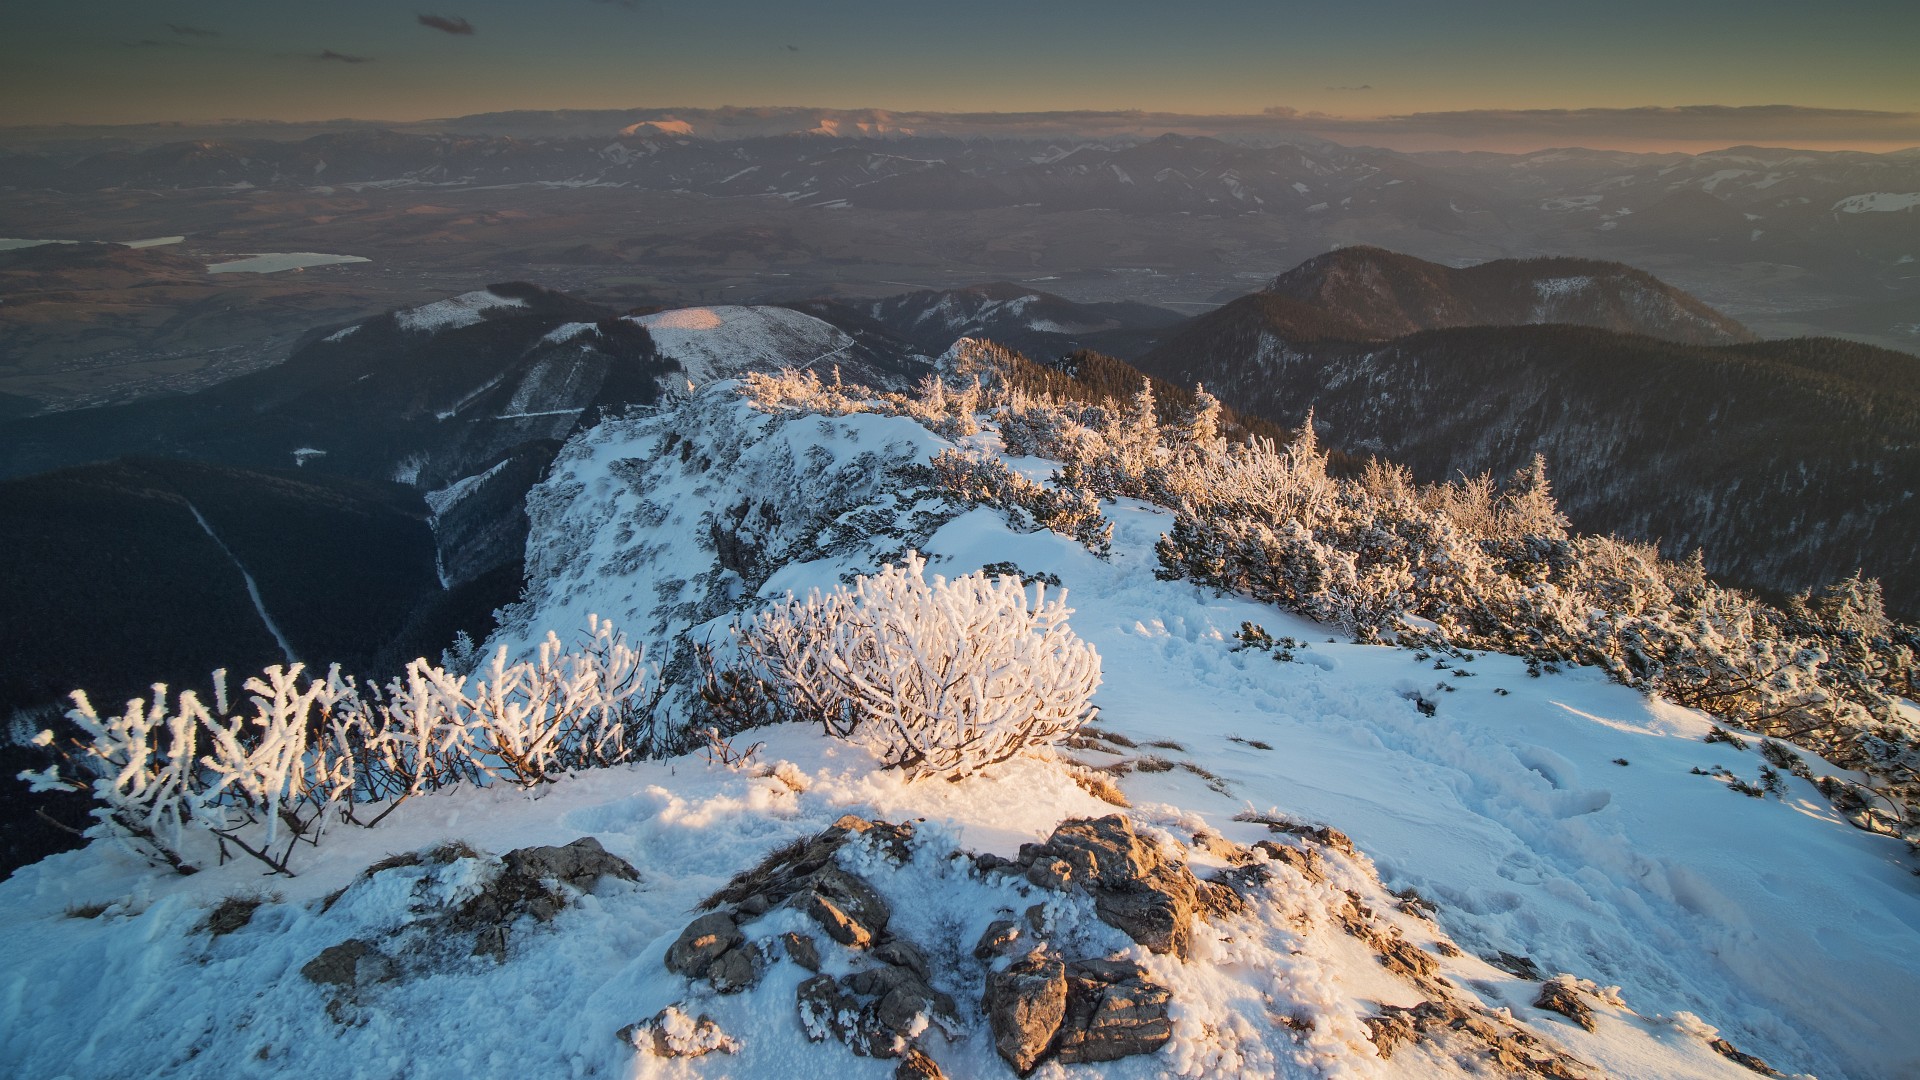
[{"left": 2, "top": 0, "right": 1917, "bottom": 151}]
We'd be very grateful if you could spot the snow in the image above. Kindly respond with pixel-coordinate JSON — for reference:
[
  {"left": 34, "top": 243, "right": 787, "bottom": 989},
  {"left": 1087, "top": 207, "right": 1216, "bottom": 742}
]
[
  {"left": 395, "top": 289, "right": 529, "bottom": 334},
  {"left": 424, "top": 459, "right": 511, "bottom": 517},
  {"left": 182, "top": 499, "right": 298, "bottom": 665},
  {"left": 538, "top": 321, "right": 597, "bottom": 346},
  {"left": 1692, "top": 169, "right": 1753, "bottom": 193},
  {"left": 631, "top": 306, "right": 857, "bottom": 384},
  {"left": 1831, "top": 192, "right": 1920, "bottom": 214},
  {"left": 6, "top": 376, "right": 1918, "bottom": 1079},
  {"left": 207, "top": 252, "right": 370, "bottom": 274}
]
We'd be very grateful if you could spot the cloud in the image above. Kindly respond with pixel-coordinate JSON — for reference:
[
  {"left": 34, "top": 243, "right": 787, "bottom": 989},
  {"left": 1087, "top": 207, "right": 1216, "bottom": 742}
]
[
  {"left": 418, "top": 14, "right": 476, "bottom": 35},
  {"left": 315, "top": 50, "right": 372, "bottom": 63},
  {"left": 786, "top": 44, "right": 800, "bottom": 52},
  {"left": 1326, "top": 85, "right": 1373, "bottom": 92},
  {"left": 123, "top": 39, "right": 189, "bottom": 49},
  {"left": 165, "top": 23, "right": 220, "bottom": 38},
  {"left": 591, "top": 0, "right": 642, "bottom": 8}
]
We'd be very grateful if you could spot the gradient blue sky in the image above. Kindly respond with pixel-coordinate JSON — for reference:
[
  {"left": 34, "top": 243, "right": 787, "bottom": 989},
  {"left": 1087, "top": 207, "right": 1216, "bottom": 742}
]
[{"left": 3, "top": 1, "right": 1917, "bottom": 148}]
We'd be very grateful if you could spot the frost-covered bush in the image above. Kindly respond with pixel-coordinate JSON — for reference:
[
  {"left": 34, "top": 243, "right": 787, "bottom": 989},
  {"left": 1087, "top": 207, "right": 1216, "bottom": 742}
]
[
  {"left": 930, "top": 448, "right": 1112, "bottom": 555},
  {"left": 21, "top": 617, "right": 655, "bottom": 874},
  {"left": 727, "top": 553, "right": 1101, "bottom": 780}
]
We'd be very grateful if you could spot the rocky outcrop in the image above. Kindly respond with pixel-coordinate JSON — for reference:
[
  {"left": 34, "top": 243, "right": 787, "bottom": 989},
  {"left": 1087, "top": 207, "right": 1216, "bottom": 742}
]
[
  {"left": 1534, "top": 975, "right": 1597, "bottom": 1032},
  {"left": 301, "top": 835, "right": 638, "bottom": 1018},
  {"left": 1056, "top": 958, "right": 1175, "bottom": 1064},
  {"left": 984, "top": 952, "right": 1068, "bottom": 1075},
  {"left": 998, "top": 814, "right": 1203, "bottom": 959}
]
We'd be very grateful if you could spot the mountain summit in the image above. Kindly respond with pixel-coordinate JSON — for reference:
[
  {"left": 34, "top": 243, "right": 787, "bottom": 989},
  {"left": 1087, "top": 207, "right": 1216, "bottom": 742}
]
[{"left": 1261, "top": 246, "right": 1755, "bottom": 345}]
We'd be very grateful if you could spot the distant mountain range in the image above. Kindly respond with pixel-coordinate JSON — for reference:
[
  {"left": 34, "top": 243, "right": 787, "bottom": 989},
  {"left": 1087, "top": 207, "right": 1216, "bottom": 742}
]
[{"left": 1131, "top": 248, "right": 1920, "bottom": 615}]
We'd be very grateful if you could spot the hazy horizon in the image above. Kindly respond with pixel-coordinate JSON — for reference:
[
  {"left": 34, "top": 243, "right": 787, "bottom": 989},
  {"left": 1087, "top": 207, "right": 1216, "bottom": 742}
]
[
  {"left": 4, "top": 0, "right": 1917, "bottom": 153},
  {"left": 5, "top": 103, "right": 1918, "bottom": 157}
]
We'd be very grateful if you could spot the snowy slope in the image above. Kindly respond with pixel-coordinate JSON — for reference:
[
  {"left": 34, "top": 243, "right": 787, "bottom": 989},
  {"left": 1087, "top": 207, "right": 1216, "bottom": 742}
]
[
  {"left": 4, "top": 380, "right": 1917, "bottom": 1079},
  {"left": 632, "top": 306, "right": 857, "bottom": 385},
  {"left": 394, "top": 288, "right": 530, "bottom": 333}
]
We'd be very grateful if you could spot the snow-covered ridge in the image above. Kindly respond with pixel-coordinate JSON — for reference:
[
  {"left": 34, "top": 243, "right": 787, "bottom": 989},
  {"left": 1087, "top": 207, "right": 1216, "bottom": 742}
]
[
  {"left": 395, "top": 289, "right": 529, "bottom": 334},
  {"left": 1832, "top": 192, "right": 1920, "bottom": 214},
  {"left": 630, "top": 305, "right": 855, "bottom": 384},
  {"left": 6, "top": 379, "right": 1918, "bottom": 1079}
]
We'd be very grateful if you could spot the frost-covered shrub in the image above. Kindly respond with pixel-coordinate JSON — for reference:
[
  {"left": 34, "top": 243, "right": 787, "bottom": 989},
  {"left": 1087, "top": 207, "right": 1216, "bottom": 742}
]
[
  {"left": 728, "top": 553, "right": 1101, "bottom": 780},
  {"left": 21, "top": 617, "right": 656, "bottom": 874},
  {"left": 930, "top": 448, "right": 1112, "bottom": 555}
]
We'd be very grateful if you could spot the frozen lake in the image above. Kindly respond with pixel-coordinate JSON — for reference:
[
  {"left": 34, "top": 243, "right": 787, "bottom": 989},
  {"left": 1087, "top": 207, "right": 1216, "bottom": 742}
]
[{"left": 206, "top": 252, "right": 370, "bottom": 274}]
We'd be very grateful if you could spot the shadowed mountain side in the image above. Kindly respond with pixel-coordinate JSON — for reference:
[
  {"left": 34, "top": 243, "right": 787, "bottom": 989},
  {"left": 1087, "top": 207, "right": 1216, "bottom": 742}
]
[
  {"left": 1260, "top": 246, "right": 1753, "bottom": 345},
  {"left": 1138, "top": 323, "right": 1920, "bottom": 615},
  {"left": 0, "top": 457, "right": 443, "bottom": 718}
]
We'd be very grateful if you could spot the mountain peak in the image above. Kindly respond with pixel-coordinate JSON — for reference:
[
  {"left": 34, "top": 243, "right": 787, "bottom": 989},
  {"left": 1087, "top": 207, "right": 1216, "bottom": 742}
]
[{"left": 1263, "top": 247, "right": 1753, "bottom": 345}]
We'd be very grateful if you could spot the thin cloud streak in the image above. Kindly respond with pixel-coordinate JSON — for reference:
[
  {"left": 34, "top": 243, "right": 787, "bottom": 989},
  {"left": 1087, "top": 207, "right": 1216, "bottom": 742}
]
[
  {"left": 315, "top": 50, "right": 373, "bottom": 64},
  {"left": 418, "top": 14, "right": 476, "bottom": 36}
]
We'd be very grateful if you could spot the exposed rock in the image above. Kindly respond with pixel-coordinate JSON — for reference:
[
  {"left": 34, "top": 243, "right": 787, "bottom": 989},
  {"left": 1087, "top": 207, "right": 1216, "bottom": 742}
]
[
  {"left": 1486, "top": 951, "right": 1544, "bottom": 980},
  {"left": 797, "top": 973, "right": 867, "bottom": 1049},
  {"left": 798, "top": 964, "right": 958, "bottom": 1060},
  {"left": 803, "top": 866, "right": 890, "bottom": 948},
  {"left": 1092, "top": 868, "right": 1199, "bottom": 958},
  {"left": 461, "top": 836, "right": 637, "bottom": 928},
  {"left": 894, "top": 1048, "right": 947, "bottom": 1080},
  {"left": 875, "top": 939, "right": 932, "bottom": 981},
  {"left": 1534, "top": 976, "right": 1596, "bottom": 1032},
  {"left": 619, "top": 1005, "right": 739, "bottom": 1058},
  {"left": 1008, "top": 816, "right": 1202, "bottom": 959},
  {"left": 781, "top": 930, "right": 821, "bottom": 972},
  {"left": 1367, "top": 998, "right": 1596, "bottom": 1079},
  {"left": 700, "top": 816, "right": 915, "bottom": 914},
  {"left": 1336, "top": 894, "right": 1438, "bottom": 981},
  {"left": 984, "top": 952, "right": 1067, "bottom": 1076},
  {"left": 665, "top": 911, "right": 743, "bottom": 978},
  {"left": 973, "top": 919, "right": 1023, "bottom": 960},
  {"left": 1025, "top": 856, "right": 1074, "bottom": 891},
  {"left": 1054, "top": 958, "right": 1174, "bottom": 1064},
  {"left": 300, "top": 939, "right": 394, "bottom": 990},
  {"left": 1239, "top": 813, "right": 1356, "bottom": 855},
  {"left": 1045, "top": 816, "right": 1160, "bottom": 888},
  {"left": 503, "top": 836, "right": 638, "bottom": 890},
  {"left": 846, "top": 964, "right": 962, "bottom": 1055},
  {"left": 1709, "top": 1037, "right": 1782, "bottom": 1077},
  {"left": 972, "top": 852, "right": 1012, "bottom": 874},
  {"left": 1254, "top": 839, "right": 1327, "bottom": 884},
  {"left": 707, "top": 942, "right": 760, "bottom": 994},
  {"left": 1196, "top": 877, "right": 1250, "bottom": 920}
]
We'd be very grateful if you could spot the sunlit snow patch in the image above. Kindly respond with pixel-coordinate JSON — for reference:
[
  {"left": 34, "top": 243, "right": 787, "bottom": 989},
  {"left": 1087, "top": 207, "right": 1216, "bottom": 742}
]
[
  {"left": 1831, "top": 192, "right": 1920, "bottom": 214},
  {"left": 630, "top": 305, "right": 855, "bottom": 384},
  {"left": 394, "top": 289, "right": 528, "bottom": 333}
]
